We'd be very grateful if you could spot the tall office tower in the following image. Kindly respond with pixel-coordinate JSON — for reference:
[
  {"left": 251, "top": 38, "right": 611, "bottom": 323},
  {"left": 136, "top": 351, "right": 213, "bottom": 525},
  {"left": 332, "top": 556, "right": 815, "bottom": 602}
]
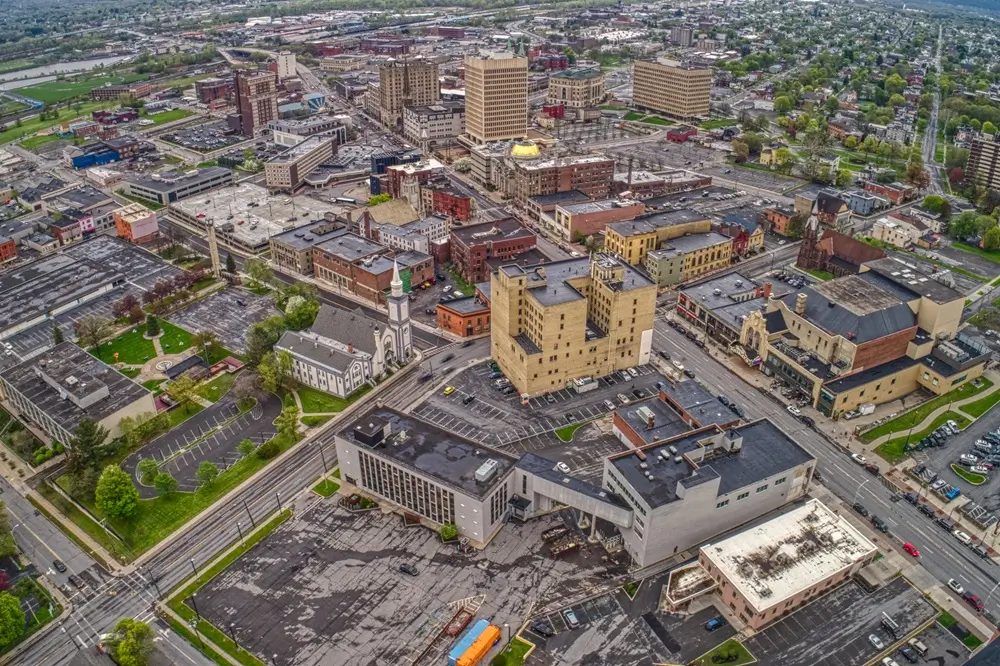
[
  {"left": 632, "top": 59, "right": 711, "bottom": 120},
  {"left": 464, "top": 53, "right": 529, "bottom": 144},
  {"left": 233, "top": 69, "right": 278, "bottom": 137},
  {"left": 378, "top": 59, "right": 441, "bottom": 130}
]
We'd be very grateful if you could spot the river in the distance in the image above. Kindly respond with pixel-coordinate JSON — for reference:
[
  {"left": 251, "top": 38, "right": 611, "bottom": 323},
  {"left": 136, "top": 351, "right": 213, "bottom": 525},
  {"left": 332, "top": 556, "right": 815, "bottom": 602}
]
[{"left": 0, "top": 55, "right": 132, "bottom": 92}]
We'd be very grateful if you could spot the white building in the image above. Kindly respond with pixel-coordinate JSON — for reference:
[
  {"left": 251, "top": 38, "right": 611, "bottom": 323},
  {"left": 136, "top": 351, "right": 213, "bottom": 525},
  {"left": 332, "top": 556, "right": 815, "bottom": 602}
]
[
  {"left": 276, "top": 52, "right": 297, "bottom": 81},
  {"left": 376, "top": 214, "right": 450, "bottom": 254},
  {"left": 871, "top": 216, "right": 922, "bottom": 248},
  {"left": 403, "top": 102, "right": 465, "bottom": 148},
  {"left": 275, "top": 264, "right": 413, "bottom": 398}
]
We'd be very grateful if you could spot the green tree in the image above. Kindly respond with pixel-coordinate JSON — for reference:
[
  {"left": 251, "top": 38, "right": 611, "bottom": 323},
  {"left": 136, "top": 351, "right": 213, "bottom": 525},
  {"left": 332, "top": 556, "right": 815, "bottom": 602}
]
[
  {"left": 52, "top": 324, "right": 63, "bottom": 345},
  {"left": 196, "top": 461, "right": 219, "bottom": 487},
  {"left": 774, "top": 96, "right": 793, "bottom": 114},
  {"left": 75, "top": 315, "right": 111, "bottom": 359},
  {"left": 238, "top": 439, "right": 256, "bottom": 458},
  {"left": 244, "top": 258, "right": 273, "bottom": 290},
  {"left": 107, "top": 618, "right": 154, "bottom": 666},
  {"left": 246, "top": 315, "right": 287, "bottom": 365},
  {"left": 984, "top": 226, "right": 1000, "bottom": 251},
  {"left": 259, "top": 350, "right": 293, "bottom": 393},
  {"left": 922, "top": 195, "right": 948, "bottom": 214},
  {"left": 0, "top": 501, "right": 15, "bottom": 558},
  {"left": 367, "top": 193, "right": 391, "bottom": 206},
  {"left": 275, "top": 403, "right": 299, "bottom": 440},
  {"left": 66, "top": 418, "right": 109, "bottom": 477},
  {"left": 861, "top": 135, "right": 878, "bottom": 156},
  {"left": 225, "top": 252, "right": 236, "bottom": 273},
  {"left": 153, "top": 472, "right": 177, "bottom": 496},
  {"left": 889, "top": 93, "right": 906, "bottom": 107},
  {"left": 731, "top": 139, "right": 749, "bottom": 162},
  {"left": 844, "top": 136, "right": 858, "bottom": 150},
  {"left": 885, "top": 73, "right": 906, "bottom": 94},
  {"left": 192, "top": 329, "right": 220, "bottom": 364},
  {"left": 824, "top": 95, "right": 840, "bottom": 115},
  {"left": 283, "top": 298, "right": 319, "bottom": 331},
  {"left": 835, "top": 169, "right": 853, "bottom": 188},
  {"left": 984, "top": 121, "right": 998, "bottom": 136},
  {"left": 0, "top": 592, "right": 25, "bottom": 647},
  {"left": 137, "top": 458, "right": 158, "bottom": 485},
  {"left": 439, "top": 523, "right": 458, "bottom": 541},
  {"left": 95, "top": 465, "right": 139, "bottom": 519},
  {"left": 167, "top": 375, "right": 198, "bottom": 413},
  {"left": 145, "top": 314, "right": 160, "bottom": 337}
]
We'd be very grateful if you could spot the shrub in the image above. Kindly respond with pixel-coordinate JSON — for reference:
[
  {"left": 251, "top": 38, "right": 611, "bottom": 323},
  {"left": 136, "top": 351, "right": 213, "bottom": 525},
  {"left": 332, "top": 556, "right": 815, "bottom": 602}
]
[
  {"left": 439, "top": 523, "right": 458, "bottom": 541},
  {"left": 255, "top": 439, "right": 279, "bottom": 459}
]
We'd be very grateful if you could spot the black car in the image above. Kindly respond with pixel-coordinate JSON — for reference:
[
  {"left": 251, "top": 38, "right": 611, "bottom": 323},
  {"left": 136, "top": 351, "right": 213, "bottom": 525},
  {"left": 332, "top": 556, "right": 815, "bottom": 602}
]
[
  {"left": 658, "top": 350, "right": 671, "bottom": 360},
  {"left": 531, "top": 622, "right": 555, "bottom": 637},
  {"left": 871, "top": 516, "right": 889, "bottom": 533},
  {"left": 462, "top": 340, "right": 474, "bottom": 348},
  {"left": 801, "top": 416, "right": 815, "bottom": 428},
  {"left": 398, "top": 563, "right": 419, "bottom": 576},
  {"left": 53, "top": 560, "right": 67, "bottom": 573},
  {"left": 918, "top": 503, "right": 936, "bottom": 517},
  {"left": 864, "top": 463, "right": 880, "bottom": 476},
  {"left": 462, "top": 394, "right": 476, "bottom": 405},
  {"left": 676, "top": 325, "right": 687, "bottom": 335},
  {"left": 852, "top": 503, "right": 869, "bottom": 517},
  {"left": 442, "top": 353, "right": 455, "bottom": 362},
  {"left": 898, "top": 646, "right": 919, "bottom": 663},
  {"left": 684, "top": 369, "right": 696, "bottom": 379},
  {"left": 436, "top": 273, "right": 447, "bottom": 281},
  {"left": 731, "top": 405, "right": 745, "bottom": 418},
  {"left": 937, "top": 517, "right": 955, "bottom": 531},
  {"left": 813, "top": 468, "right": 823, "bottom": 481},
  {"left": 418, "top": 372, "right": 433, "bottom": 382},
  {"left": 903, "top": 492, "right": 919, "bottom": 505},
  {"left": 632, "top": 389, "right": 646, "bottom": 399},
  {"left": 718, "top": 395, "right": 731, "bottom": 407},
  {"left": 425, "top": 308, "right": 435, "bottom": 315}
]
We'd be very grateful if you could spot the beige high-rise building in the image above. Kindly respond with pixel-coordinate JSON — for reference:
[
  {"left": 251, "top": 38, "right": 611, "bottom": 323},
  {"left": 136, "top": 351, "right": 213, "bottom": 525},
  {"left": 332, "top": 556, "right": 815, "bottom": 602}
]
[
  {"left": 491, "top": 254, "right": 656, "bottom": 397},
  {"left": 547, "top": 68, "right": 606, "bottom": 108},
  {"left": 632, "top": 59, "right": 711, "bottom": 120},
  {"left": 464, "top": 54, "right": 528, "bottom": 144},
  {"left": 967, "top": 133, "right": 1000, "bottom": 191},
  {"left": 378, "top": 59, "right": 440, "bottom": 129}
]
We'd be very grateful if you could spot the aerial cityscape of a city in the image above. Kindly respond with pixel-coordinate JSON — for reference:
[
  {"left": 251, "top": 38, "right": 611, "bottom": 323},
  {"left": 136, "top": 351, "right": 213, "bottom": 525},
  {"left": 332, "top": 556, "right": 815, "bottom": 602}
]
[{"left": 0, "top": 0, "right": 1000, "bottom": 665}]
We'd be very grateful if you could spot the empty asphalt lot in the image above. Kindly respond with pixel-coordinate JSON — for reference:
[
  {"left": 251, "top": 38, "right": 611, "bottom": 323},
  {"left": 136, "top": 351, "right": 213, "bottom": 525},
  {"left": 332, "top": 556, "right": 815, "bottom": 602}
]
[
  {"left": 196, "top": 500, "right": 617, "bottom": 666},
  {"left": 168, "top": 288, "right": 280, "bottom": 353}
]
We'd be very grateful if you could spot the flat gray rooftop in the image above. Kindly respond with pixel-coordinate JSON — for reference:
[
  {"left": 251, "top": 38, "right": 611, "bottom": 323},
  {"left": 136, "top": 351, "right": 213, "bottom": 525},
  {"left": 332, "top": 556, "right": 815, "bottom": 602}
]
[
  {"left": 617, "top": 397, "right": 691, "bottom": 445},
  {"left": 339, "top": 407, "right": 518, "bottom": 499}
]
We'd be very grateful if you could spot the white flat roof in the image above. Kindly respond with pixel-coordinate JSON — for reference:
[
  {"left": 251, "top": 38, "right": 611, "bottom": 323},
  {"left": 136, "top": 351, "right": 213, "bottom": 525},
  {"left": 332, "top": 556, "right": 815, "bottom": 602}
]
[{"left": 701, "top": 499, "right": 877, "bottom": 614}]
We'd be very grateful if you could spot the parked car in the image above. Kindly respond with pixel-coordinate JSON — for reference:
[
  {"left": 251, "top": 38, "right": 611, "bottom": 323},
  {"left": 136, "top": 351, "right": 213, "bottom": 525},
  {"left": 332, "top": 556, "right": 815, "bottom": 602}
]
[
  {"left": 962, "top": 591, "right": 985, "bottom": 612},
  {"left": 937, "top": 517, "right": 955, "bottom": 531},
  {"left": 851, "top": 453, "right": 868, "bottom": 465},
  {"left": 903, "top": 492, "right": 918, "bottom": 505},
  {"left": 853, "top": 503, "right": 869, "bottom": 517},
  {"left": 953, "top": 530, "right": 973, "bottom": 546},
  {"left": 684, "top": 369, "right": 696, "bottom": 379},
  {"left": 563, "top": 609, "right": 581, "bottom": 629},
  {"left": 869, "top": 634, "right": 885, "bottom": 650},
  {"left": 903, "top": 542, "right": 919, "bottom": 557},
  {"left": 398, "top": 563, "right": 419, "bottom": 576},
  {"left": 973, "top": 544, "right": 991, "bottom": 558},
  {"left": 658, "top": 350, "right": 670, "bottom": 361},
  {"left": 864, "top": 463, "right": 880, "bottom": 476},
  {"left": 898, "top": 645, "right": 919, "bottom": 663},
  {"left": 871, "top": 516, "right": 889, "bottom": 533},
  {"left": 718, "top": 395, "right": 731, "bottom": 407},
  {"left": 919, "top": 503, "right": 936, "bottom": 518},
  {"left": 443, "top": 386, "right": 456, "bottom": 395},
  {"left": 882, "top": 658, "right": 900, "bottom": 666},
  {"left": 787, "top": 405, "right": 801, "bottom": 416},
  {"left": 531, "top": 622, "right": 555, "bottom": 637},
  {"left": 947, "top": 578, "right": 965, "bottom": 595},
  {"left": 603, "top": 399, "right": 616, "bottom": 411},
  {"left": 844, "top": 410, "right": 861, "bottom": 420},
  {"left": 424, "top": 308, "right": 435, "bottom": 315},
  {"left": 705, "top": 617, "right": 727, "bottom": 632},
  {"left": 462, "top": 394, "right": 476, "bottom": 405},
  {"left": 617, "top": 393, "right": 630, "bottom": 405},
  {"left": 632, "top": 389, "right": 646, "bottom": 399},
  {"left": 628, "top": 367, "right": 639, "bottom": 378},
  {"left": 556, "top": 462, "right": 571, "bottom": 474},
  {"left": 545, "top": 393, "right": 557, "bottom": 404},
  {"left": 960, "top": 453, "right": 980, "bottom": 464}
]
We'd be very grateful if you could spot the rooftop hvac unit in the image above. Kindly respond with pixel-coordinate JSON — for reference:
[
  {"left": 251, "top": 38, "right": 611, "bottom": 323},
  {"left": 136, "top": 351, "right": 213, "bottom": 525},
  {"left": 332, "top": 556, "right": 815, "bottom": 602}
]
[
  {"left": 475, "top": 458, "right": 499, "bottom": 483},
  {"left": 735, "top": 280, "right": 742, "bottom": 287},
  {"left": 673, "top": 456, "right": 683, "bottom": 463},
  {"left": 668, "top": 445, "right": 678, "bottom": 455}
]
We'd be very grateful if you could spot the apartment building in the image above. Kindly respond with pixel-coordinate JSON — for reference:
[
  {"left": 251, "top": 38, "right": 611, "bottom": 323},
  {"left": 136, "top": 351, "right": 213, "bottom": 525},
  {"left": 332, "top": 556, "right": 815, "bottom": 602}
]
[
  {"left": 335, "top": 407, "right": 519, "bottom": 546},
  {"left": 268, "top": 216, "right": 350, "bottom": 275},
  {"left": 464, "top": 54, "right": 529, "bottom": 144},
  {"left": 698, "top": 499, "right": 876, "bottom": 630},
  {"left": 632, "top": 59, "right": 711, "bottom": 120},
  {"left": 377, "top": 214, "right": 450, "bottom": 254},
  {"left": 264, "top": 136, "right": 336, "bottom": 192},
  {"left": 451, "top": 218, "right": 537, "bottom": 283},
  {"left": 490, "top": 254, "right": 656, "bottom": 397},
  {"left": 676, "top": 273, "right": 771, "bottom": 347},
  {"left": 195, "top": 77, "right": 231, "bottom": 103},
  {"left": 553, "top": 199, "right": 645, "bottom": 242},
  {"left": 739, "top": 257, "right": 989, "bottom": 417},
  {"left": 403, "top": 102, "right": 465, "bottom": 147},
  {"left": 378, "top": 59, "right": 440, "bottom": 129},
  {"left": 386, "top": 158, "right": 445, "bottom": 199},
  {"left": 122, "top": 167, "right": 235, "bottom": 206},
  {"left": 669, "top": 232, "right": 733, "bottom": 282},
  {"left": 320, "top": 54, "right": 369, "bottom": 73},
  {"left": 508, "top": 154, "right": 615, "bottom": 202},
  {"left": 437, "top": 292, "right": 491, "bottom": 338},
  {"left": 546, "top": 68, "right": 606, "bottom": 109},
  {"left": 966, "top": 133, "right": 1000, "bottom": 191},
  {"left": 113, "top": 202, "right": 159, "bottom": 244},
  {"left": 0, "top": 342, "right": 156, "bottom": 445},
  {"left": 604, "top": 209, "right": 711, "bottom": 266},
  {"left": 420, "top": 178, "right": 473, "bottom": 221},
  {"left": 90, "top": 82, "right": 151, "bottom": 101},
  {"left": 233, "top": 69, "right": 279, "bottom": 137},
  {"left": 669, "top": 26, "right": 694, "bottom": 46}
]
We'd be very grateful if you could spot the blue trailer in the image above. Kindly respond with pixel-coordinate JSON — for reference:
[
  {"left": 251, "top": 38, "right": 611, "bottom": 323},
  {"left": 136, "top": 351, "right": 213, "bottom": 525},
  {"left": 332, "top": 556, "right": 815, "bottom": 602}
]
[{"left": 448, "top": 619, "right": 488, "bottom": 666}]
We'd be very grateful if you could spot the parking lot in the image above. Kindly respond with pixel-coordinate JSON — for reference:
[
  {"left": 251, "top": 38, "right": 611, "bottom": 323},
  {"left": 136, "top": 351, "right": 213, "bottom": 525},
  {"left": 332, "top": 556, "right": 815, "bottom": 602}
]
[
  {"left": 412, "top": 363, "right": 666, "bottom": 448},
  {"left": 699, "top": 164, "right": 807, "bottom": 195},
  {"left": 909, "top": 620, "right": 973, "bottom": 666},
  {"left": 121, "top": 392, "right": 281, "bottom": 494},
  {"left": 923, "top": 401, "right": 1000, "bottom": 510},
  {"left": 508, "top": 426, "right": 629, "bottom": 484},
  {"left": 606, "top": 140, "right": 727, "bottom": 173},
  {"left": 167, "top": 288, "right": 280, "bottom": 353},
  {"left": 742, "top": 577, "right": 938, "bottom": 666},
  {"left": 161, "top": 120, "right": 245, "bottom": 152},
  {"left": 196, "top": 499, "right": 617, "bottom": 666}
]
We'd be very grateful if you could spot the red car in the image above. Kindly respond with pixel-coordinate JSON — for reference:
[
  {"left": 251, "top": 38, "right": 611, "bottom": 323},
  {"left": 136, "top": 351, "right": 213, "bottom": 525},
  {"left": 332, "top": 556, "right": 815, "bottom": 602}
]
[
  {"left": 903, "top": 542, "right": 919, "bottom": 557},
  {"left": 963, "top": 592, "right": 985, "bottom": 612}
]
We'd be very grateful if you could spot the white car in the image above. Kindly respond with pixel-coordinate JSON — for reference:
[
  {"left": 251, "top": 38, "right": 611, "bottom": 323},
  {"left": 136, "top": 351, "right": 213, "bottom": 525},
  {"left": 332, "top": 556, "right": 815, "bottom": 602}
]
[
  {"left": 617, "top": 393, "right": 630, "bottom": 405},
  {"left": 628, "top": 367, "right": 639, "bottom": 378},
  {"left": 787, "top": 405, "right": 801, "bottom": 416},
  {"left": 971, "top": 465, "right": 990, "bottom": 474},
  {"left": 851, "top": 453, "right": 868, "bottom": 465},
  {"left": 869, "top": 634, "right": 884, "bottom": 650},
  {"left": 556, "top": 462, "right": 571, "bottom": 474},
  {"left": 947, "top": 578, "right": 965, "bottom": 595},
  {"left": 960, "top": 453, "right": 980, "bottom": 464},
  {"left": 953, "top": 530, "right": 973, "bottom": 546},
  {"left": 882, "top": 658, "right": 900, "bottom": 666}
]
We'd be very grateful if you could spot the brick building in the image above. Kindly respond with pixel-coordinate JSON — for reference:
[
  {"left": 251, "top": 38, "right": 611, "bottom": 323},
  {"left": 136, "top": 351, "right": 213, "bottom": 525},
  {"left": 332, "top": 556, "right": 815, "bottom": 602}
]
[
  {"left": 796, "top": 218, "right": 885, "bottom": 279},
  {"left": 861, "top": 180, "right": 917, "bottom": 205},
  {"left": 450, "top": 218, "right": 537, "bottom": 283},
  {"left": 0, "top": 236, "right": 15, "bottom": 263},
  {"left": 420, "top": 178, "right": 473, "bottom": 221},
  {"left": 113, "top": 202, "right": 159, "bottom": 244},
  {"left": 437, "top": 290, "right": 491, "bottom": 337},
  {"left": 312, "top": 232, "right": 433, "bottom": 305}
]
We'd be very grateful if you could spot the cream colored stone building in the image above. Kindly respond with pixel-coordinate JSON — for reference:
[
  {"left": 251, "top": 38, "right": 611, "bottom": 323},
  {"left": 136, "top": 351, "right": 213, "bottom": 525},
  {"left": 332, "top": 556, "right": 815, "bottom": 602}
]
[
  {"left": 491, "top": 254, "right": 656, "bottom": 397},
  {"left": 464, "top": 54, "right": 528, "bottom": 144},
  {"left": 378, "top": 59, "right": 440, "bottom": 129},
  {"left": 546, "top": 68, "right": 606, "bottom": 108},
  {"left": 632, "top": 59, "right": 711, "bottom": 120}
]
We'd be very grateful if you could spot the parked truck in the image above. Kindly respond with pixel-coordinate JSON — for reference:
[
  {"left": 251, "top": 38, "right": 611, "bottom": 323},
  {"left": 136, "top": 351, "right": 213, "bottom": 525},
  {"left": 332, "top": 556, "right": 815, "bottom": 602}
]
[
  {"left": 456, "top": 624, "right": 501, "bottom": 666},
  {"left": 573, "top": 376, "right": 598, "bottom": 393},
  {"left": 449, "top": 620, "right": 489, "bottom": 666},
  {"left": 541, "top": 526, "right": 569, "bottom": 542}
]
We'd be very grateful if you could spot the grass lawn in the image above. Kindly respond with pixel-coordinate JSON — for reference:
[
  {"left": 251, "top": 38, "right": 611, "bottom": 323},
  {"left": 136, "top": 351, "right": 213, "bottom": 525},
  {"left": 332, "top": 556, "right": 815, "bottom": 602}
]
[
  {"left": 954, "top": 241, "right": 1000, "bottom": 266},
  {"left": 37, "top": 483, "right": 129, "bottom": 562},
  {"left": 797, "top": 266, "right": 834, "bottom": 280},
  {"left": 624, "top": 111, "right": 644, "bottom": 121},
  {"left": 92, "top": 327, "right": 156, "bottom": 365},
  {"left": 862, "top": 378, "right": 993, "bottom": 441},
  {"left": 959, "top": 387, "right": 1000, "bottom": 418},
  {"left": 158, "top": 321, "right": 193, "bottom": 354},
  {"left": 145, "top": 108, "right": 193, "bottom": 125},
  {"left": 196, "top": 160, "right": 218, "bottom": 168},
  {"left": 19, "top": 72, "right": 147, "bottom": 104},
  {"left": 301, "top": 415, "right": 332, "bottom": 427},
  {"left": 937, "top": 612, "right": 983, "bottom": 648},
  {"left": 555, "top": 421, "right": 587, "bottom": 442},
  {"left": 874, "top": 412, "right": 970, "bottom": 464},
  {"left": 445, "top": 265, "right": 476, "bottom": 296},
  {"left": 950, "top": 463, "right": 986, "bottom": 485},
  {"left": 195, "top": 372, "right": 236, "bottom": 403},
  {"left": 691, "top": 638, "right": 754, "bottom": 666},
  {"left": 639, "top": 115, "right": 673, "bottom": 126},
  {"left": 120, "top": 367, "right": 141, "bottom": 378},
  {"left": 142, "top": 379, "right": 164, "bottom": 394},
  {"left": 166, "top": 402, "right": 205, "bottom": 429},
  {"left": 622, "top": 580, "right": 640, "bottom": 598},
  {"left": 193, "top": 277, "right": 220, "bottom": 292},
  {"left": 698, "top": 118, "right": 737, "bottom": 130},
  {"left": 312, "top": 477, "right": 340, "bottom": 497},
  {"left": 490, "top": 637, "right": 534, "bottom": 666},
  {"left": 116, "top": 190, "right": 164, "bottom": 210},
  {"left": 1, "top": 101, "right": 111, "bottom": 144},
  {"left": 20, "top": 134, "right": 62, "bottom": 151},
  {"left": 296, "top": 384, "right": 371, "bottom": 413}
]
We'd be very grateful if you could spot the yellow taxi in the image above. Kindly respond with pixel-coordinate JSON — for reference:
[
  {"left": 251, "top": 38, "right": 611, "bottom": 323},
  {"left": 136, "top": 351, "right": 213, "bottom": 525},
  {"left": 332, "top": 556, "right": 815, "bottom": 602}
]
[{"left": 443, "top": 386, "right": 456, "bottom": 395}]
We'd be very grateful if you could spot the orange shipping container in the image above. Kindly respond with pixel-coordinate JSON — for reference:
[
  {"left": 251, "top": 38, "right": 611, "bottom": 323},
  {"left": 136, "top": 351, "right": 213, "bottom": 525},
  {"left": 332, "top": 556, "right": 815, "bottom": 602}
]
[{"left": 456, "top": 624, "right": 501, "bottom": 666}]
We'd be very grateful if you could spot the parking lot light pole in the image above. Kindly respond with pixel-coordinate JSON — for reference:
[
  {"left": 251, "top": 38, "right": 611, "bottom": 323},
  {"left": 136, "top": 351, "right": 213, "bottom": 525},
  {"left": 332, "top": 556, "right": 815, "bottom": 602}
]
[
  {"left": 189, "top": 592, "right": 201, "bottom": 622},
  {"left": 275, "top": 491, "right": 282, "bottom": 512},
  {"left": 236, "top": 521, "right": 245, "bottom": 547},
  {"left": 189, "top": 619, "right": 205, "bottom": 651},
  {"left": 190, "top": 559, "right": 198, "bottom": 577},
  {"left": 229, "top": 623, "right": 239, "bottom": 649},
  {"left": 317, "top": 441, "right": 329, "bottom": 473},
  {"left": 242, "top": 499, "right": 256, "bottom": 528},
  {"left": 853, "top": 479, "right": 871, "bottom": 506}
]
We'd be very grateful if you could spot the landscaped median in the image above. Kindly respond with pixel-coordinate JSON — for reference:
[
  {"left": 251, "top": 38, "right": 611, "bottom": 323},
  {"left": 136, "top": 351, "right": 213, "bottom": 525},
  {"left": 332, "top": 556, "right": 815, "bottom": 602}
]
[
  {"left": 862, "top": 378, "right": 994, "bottom": 443},
  {"left": 163, "top": 509, "right": 291, "bottom": 666},
  {"left": 690, "top": 638, "right": 755, "bottom": 666},
  {"left": 874, "top": 412, "right": 970, "bottom": 464},
  {"left": 950, "top": 464, "right": 986, "bottom": 485}
]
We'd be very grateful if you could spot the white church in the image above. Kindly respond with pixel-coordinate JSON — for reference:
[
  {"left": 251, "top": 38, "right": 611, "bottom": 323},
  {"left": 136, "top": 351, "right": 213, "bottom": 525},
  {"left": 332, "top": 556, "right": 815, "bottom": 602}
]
[{"left": 275, "top": 262, "right": 414, "bottom": 398}]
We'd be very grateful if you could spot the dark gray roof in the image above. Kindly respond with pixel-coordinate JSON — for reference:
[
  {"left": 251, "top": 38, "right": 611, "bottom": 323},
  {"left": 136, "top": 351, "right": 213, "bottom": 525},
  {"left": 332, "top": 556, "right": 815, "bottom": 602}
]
[
  {"left": 269, "top": 218, "right": 349, "bottom": 250},
  {"left": 667, "top": 232, "right": 732, "bottom": 253},
  {"left": 276, "top": 330, "right": 357, "bottom": 372},
  {"left": 0, "top": 342, "right": 150, "bottom": 434},
  {"left": 608, "top": 208, "right": 708, "bottom": 237},
  {"left": 439, "top": 295, "right": 490, "bottom": 315},
  {"left": 515, "top": 452, "right": 629, "bottom": 509},
  {"left": 862, "top": 257, "right": 963, "bottom": 304},
  {"left": 450, "top": 218, "right": 532, "bottom": 246},
  {"left": 313, "top": 232, "right": 384, "bottom": 262},
  {"left": 527, "top": 190, "right": 592, "bottom": 207},
  {"left": 824, "top": 356, "right": 919, "bottom": 394},
  {"left": 680, "top": 273, "right": 758, "bottom": 313},
  {"left": 781, "top": 277, "right": 916, "bottom": 343},
  {"left": 125, "top": 166, "right": 233, "bottom": 193},
  {"left": 309, "top": 304, "right": 380, "bottom": 356},
  {"left": 659, "top": 381, "right": 738, "bottom": 429},
  {"left": 968, "top": 638, "right": 1000, "bottom": 665},
  {"left": 339, "top": 407, "right": 517, "bottom": 499},
  {"left": 765, "top": 309, "right": 787, "bottom": 334},
  {"left": 616, "top": 397, "right": 691, "bottom": 445}
]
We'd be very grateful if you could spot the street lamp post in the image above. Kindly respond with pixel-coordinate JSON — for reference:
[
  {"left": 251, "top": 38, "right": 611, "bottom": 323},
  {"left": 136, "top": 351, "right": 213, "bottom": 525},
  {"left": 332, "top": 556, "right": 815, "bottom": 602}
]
[
  {"left": 189, "top": 619, "right": 205, "bottom": 651},
  {"left": 236, "top": 521, "right": 245, "bottom": 547},
  {"left": 62, "top": 626, "right": 81, "bottom": 651},
  {"left": 853, "top": 479, "right": 871, "bottom": 506},
  {"left": 189, "top": 592, "right": 201, "bottom": 622},
  {"left": 275, "top": 491, "right": 282, "bottom": 512},
  {"left": 317, "top": 441, "right": 329, "bottom": 473},
  {"left": 243, "top": 499, "right": 256, "bottom": 528},
  {"left": 190, "top": 559, "right": 198, "bottom": 577},
  {"left": 229, "top": 623, "right": 239, "bottom": 649}
]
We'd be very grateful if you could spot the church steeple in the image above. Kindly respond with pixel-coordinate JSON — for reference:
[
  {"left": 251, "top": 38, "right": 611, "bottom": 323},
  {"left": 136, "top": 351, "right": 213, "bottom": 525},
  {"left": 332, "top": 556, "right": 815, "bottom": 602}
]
[{"left": 391, "top": 260, "right": 403, "bottom": 298}]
